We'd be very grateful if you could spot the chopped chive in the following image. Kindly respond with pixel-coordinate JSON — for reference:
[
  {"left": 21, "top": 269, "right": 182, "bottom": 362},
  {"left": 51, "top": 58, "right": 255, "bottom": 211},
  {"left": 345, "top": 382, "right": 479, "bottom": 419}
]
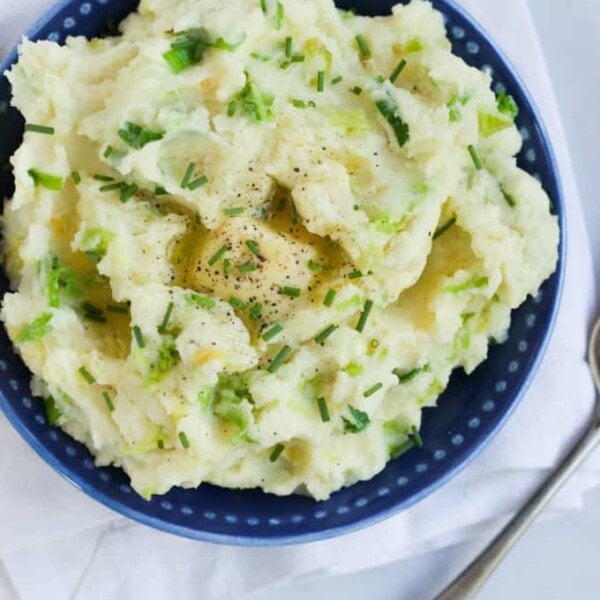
[
  {"left": 316, "top": 397, "right": 330, "bottom": 422},
  {"left": 393, "top": 364, "right": 430, "bottom": 383},
  {"left": 269, "top": 442, "right": 285, "bottom": 462},
  {"left": 71, "top": 171, "right": 81, "bottom": 184},
  {"left": 118, "top": 121, "right": 164, "bottom": 149},
  {"left": 285, "top": 36, "right": 292, "bottom": 58},
  {"left": 154, "top": 185, "right": 168, "bottom": 196},
  {"left": 282, "top": 286, "right": 301, "bottom": 298},
  {"left": 102, "top": 391, "right": 115, "bottom": 412},
  {"left": 178, "top": 431, "right": 190, "bottom": 449},
  {"left": 181, "top": 162, "right": 195, "bottom": 188},
  {"left": 260, "top": 0, "right": 268, "bottom": 13},
  {"left": 308, "top": 259, "right": 328, "bottom": 271},
  {"left": 83, "top": 302, "right": 107, "bottom": 323},
  {"left": 433, "top": 215, "right": 456, "bottom": 240},
  {"left": 159, "top": 302, "right": 175, "bottom": 333},
  {"left": 195, "top": 211, "right": 202, "bottom": 224},
  {"left": 227, "top": 100, "right": 238, "bottom": 117},
  {"left": 119, "top": 182, "right": 138, "bottom": 202},
  {"left": 262, "top": 323, "right": 283, "bottom": 342},
  {"left": 500, "top": 185, "right": 516, "bottom": 207},
  {"left": 223, "top": 207, "right": 244, "bottom": 216},
  {"left": 268, "top": 345, "right": 292, "bottom": 373},
  {"left": 314, "top": 324, "right": 337, "bottom": 344},
  {"left": 389, "top": 58, "right": 407, "bottom": 83},
  {"left": 106, "top": 303, "right": 130, "bottom": 314},
  {"left": 78, "top": 366, "right": 96, "bottom": 385},
  {"left": 238, "top": 262, "right": 257, "bottom": 273},
  {"left": 331, "top": 75, "right": 343, "bottom": 85},
  {"left": 229, "top": 296, "right": 248, "bottom": 311},
  {"left": 348, "top": 270, "right": 363, "bottom": 279},
  {"left": 25, "top": 123, "right": 55, "bottom": 135},
  {"left": 250, "top": 52, "right": 270, "bottom": 62},
  {"left": 391, "top": 438, "right": 415, "bottom": 458},
  {"left": 290, "top": 202, "right": 299, "bottom": 223},
  {"left": 343, "top": 405, "right": 370, "bottom": 433},
  {"left": 323, "top": 288, "right": 337, "bottom": 307},
  {"left": 316, "top": 70, "right": 325, "bottom": 92},
  {"left": 291, "top": 99, "right": 306, "bottom": 108},
  {"left": 363, "top": 382, "right": 383, "bottom": 397},
  {"left": 352, "top": 86, "right": 362, "bottom": 96},
  {"left": 245, "top": 240, "right": 260, "bottom": 256},
  {"left": 291, "top": 53, "right": 305, "bottom": 63},
  {"left": 157, "top": 439, "right": 165, "bottom": 449},
  {"left": 93, "top": 174, "right": 114, "bottom": 182},
  {"left": 208, "top": 244, "right": 228, "bottom": 266},
  {"left": 186, "top": 293, "right": 216, "bottom": 309},
  {"left": 223, "top": 259, "right": 232, "bottom": 275},
  {"left": 99, "top": 182, "right": 124, "bottom": 192},
  {"left": 355, "top": 299, "right": 374, "bottom": 333},
  {"left": 468, "top": 144, "right": 483, "bottom": 170},
  {"left": 250, "top": 302, "right": 263, "bottom": 321},
  {"left": 355, "top": 34, "right": 370, "bottom": 59},
  {"left": 188, "top": 175, "right": 208, "bottom": 190},
  {"left": 103, "top": 145, "right": 114, "bottom": 158},
  {"left": 410, "top": 425, "right": 423, "bottom": 448},
  {"left": 307, "top": 100, "right": 316, "bottom": 107},
  {"left": 132, "top": 325, "right": 145, "bottom": 348},
  {"left": 27, "top": 169, "right": 63, "bottom": 191}
]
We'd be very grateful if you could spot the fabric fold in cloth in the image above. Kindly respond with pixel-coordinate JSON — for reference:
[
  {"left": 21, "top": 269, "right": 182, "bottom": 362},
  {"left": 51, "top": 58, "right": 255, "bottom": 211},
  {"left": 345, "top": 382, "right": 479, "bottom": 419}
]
[{"left": 0, "top": 0, "right": 597, "bottom": 598}]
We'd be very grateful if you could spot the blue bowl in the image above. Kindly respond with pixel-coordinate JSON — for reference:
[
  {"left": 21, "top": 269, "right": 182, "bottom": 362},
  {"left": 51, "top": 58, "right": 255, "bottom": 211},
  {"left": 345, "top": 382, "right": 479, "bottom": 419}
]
[{"left": 0, "top": 0, "right": 565, "bottom": 545}]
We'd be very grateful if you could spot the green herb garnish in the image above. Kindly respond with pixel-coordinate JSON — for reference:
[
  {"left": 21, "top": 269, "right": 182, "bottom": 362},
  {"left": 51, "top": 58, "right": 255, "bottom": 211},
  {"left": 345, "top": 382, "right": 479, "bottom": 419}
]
[
  {"left": 106, "top": 303, "right": 130, "bottom": 314},
  {"left": 316, "top": 70, "right": 325, "bottom": 92},
  {"left": 282, "top": 286, "right": 300, "bottom": 298},
  {"left": 343, "top": 405, "right": 370, "bottom": 433},
  {"left": 27, "top": 169, "right": 63, "bottom": 191},
  {"left": 262, "top": 323, "right": 283, "bottom": 342},
  {"left": 267, "top": 345, "right": 292, "bottom": 373},
  {"left": 316, "top": 396, "right": 330, "bottom": 422},
  {"left": 245, "top": 240, "right": 260, "bottom": 256},
  {"left": 374, "top": 93, "right": 410, "bottom": 148},
  {"left": 187, "top": 293, "right": 216, "bottom": 309},
  {"left": 308, "top": 259, "right": 328, "bottom": 271},
  {"left": 314, "top": 324, "right": 337, "bottom": 344},
  {"left": 496, "top": 92, "right": 519, "bottom": 120},
  {"left": 323, "top": 288, "right": 337, "bottom": 307},
  {"left": 363, "top": 382, "right": 383, "bottom": 397},
  {"left": 118, "top": 121, "right": 164, "bottom": 149},
  {"left": 389, "top": 59, "right": 407, "bottom": 83},
  {"left": 238, "top": 262, "right": 257, "bottom": 273},
  {"left": 410, "top": 425, "right": 423, "bottom": 448},
  {"left": 78, "top": 366, "right": 96, "bottom": 385},
  {"left": 71, "top": 171, "right": 81, "bottom": 184},
  {"left": 227, "top": 100, "right": 238, "bottom": 116},
  {"left": 208, "top": 244, "right": 228, "bottom": 266},
  {"left": 236, "top": 73, "right": 274, "bottom": 122},
  {"left": 159, "top": 302, "right": 175, "bottom": 333},
  {"left": 44, "top": 396, "right": 61, "bottom": 425},
  {"left": 229, "top": 296, "right": 248, "bottom": 311},
  {"left": 348, "top": 270, "right": 362, "bottom": 279},
  {"left": 468, "top": 144, "right": 482, "bottom": 170},
  {"left": 500, "top": 184, "right": 516, "bottom": 207},
  {"left": 352, "top": 86, "right": 362, "bottom": 96},
  {"left": 132, "top": 325, "right": 145, "bottom": 348},
  {"left": 83, "top": 302, "right": 107, "bottom": 323},
  {"left": 25, "top": 123, "right": 54, "bottom": 135},
  {"left": 332, "top": 75, "right": 343, "bottom": 85},
  {"left": 102, "top": 391, "right": 115, "bottom": 412},
  {"left": 355, "top": 299, "right": 374, "bottom": 333},
  {"left": 249, "top": 302, "right": 263, "bottom": 321},
  {"left": 224, "top": 207, "right": 245, "bottom": 216},
  {"left": 355, "top": 34, "right": 370, "bottom": 59},
  {"left": 433, "top": 215, "right": 456, "bottom": 240},
  {"left": 393, "top": 363, "right": 431, "bottom": 384},
  {"left": 269, "top": 442, "right": 285, "bottom": 462},
  {"left": 178, "top": 431, "right": 191, "bottom": 449},
  {"left": 16, "top": 313, "right": 53, "bottom": 342}
]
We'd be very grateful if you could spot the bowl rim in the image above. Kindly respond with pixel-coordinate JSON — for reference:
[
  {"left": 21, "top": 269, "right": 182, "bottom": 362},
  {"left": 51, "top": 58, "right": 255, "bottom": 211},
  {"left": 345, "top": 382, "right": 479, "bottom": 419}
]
[{"left": 0, "top": 0, "right": 566, "bottom": 546}]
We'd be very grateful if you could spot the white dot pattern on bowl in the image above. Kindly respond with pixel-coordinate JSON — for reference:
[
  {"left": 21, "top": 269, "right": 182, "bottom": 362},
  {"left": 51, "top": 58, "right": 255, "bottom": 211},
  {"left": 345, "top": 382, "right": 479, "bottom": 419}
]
[
  {"left": 518, "top": 340, "right": 528, "bottom": 352},
  {"left": 83, "top": 458, "right": 94, "bottom": 470},
  {"left": 397, "top": 476, "right": 409, "bottom": 487},
  {"left": 80, "top": 3, "right": 92, "bottom": 14},
  {"left": 508, "top": 360, "right": 519, "bottom": 373},
  {"left": 468, "top": 417, "right": 480, "bottom": 429},
  {"left": 203, "top": 511, "right": 216, "bottom": 520},
  {"left": 225, "top": 514, "right": 237, "bottom": 524},
  {"left": 451, "top": 26, "right": 465, "bottom": 39},
  {"left": 314, "top": 510, "right": 327, "bottom": 519},
  {"left": 9, "top": 379, "right": 19, "bottom": 391},
  {"left": 48, "top": 430, "right": 59, "bottom": 441},
  {"left": 181, "top": 506, "right": 193, "bottom": 516},
  {"left": 0, "top": 101, "right": 7, "bottom": 115},
  {"left": 99, "top": 471, "right": 111, "bottom": 482},
  {"left": 47, "top": 31, "right": 60, "bottom": 42},
  {"left": 482, "top": 399, "right": 495, "bottom": 412},
  {"left": 466, "top": 41, "right": 479, "bottom": 54},
  {"left": 355, "top": 497, "right": 368, "bottom": 508},
  {"left": 494, "top": 82, "right": 506, "bottom": 94},
  {"left": 526, "top": 148, "right": 537, "bottom": 163},
  {"left": 336, "top": 506, "right": 349, "bottom": 515},
  {"left": 64, "top": 17, "right": 76, "bottom": 28},
  {"left": 34, "top": 413, "right": 45, "bottom": 424},
  {"left": 482, "top": 64, "right": 493, "bottom": 76},
  {"left": 377, "top": 487, "right": 389, "bottom": 497},
  {"left": 119, "top": 484, "right": 131, "bottom": 494},
  {"left": 434, "top": 449, "right": 446, "bottom": 460},
  {"left": 65, "top": 445, "right": 77, "bottom": 457},
  {"left": 291, "top": 514, "right": 304, "bottom": 524},
  {"left": 452, "top": 434, "right": 464, "bottom": 446},
  {"left": 247, "top": 517, "right": 259, "bottom": 526},
  {"left": 526, "top": 313, "right": 536, "bottom": 327},
  {"left": 495, "top": 380, "right": 507, "bottom": 393},
  {"left": 22, "top": 396, "right": 32, "bottom": 409},
  {"left": 269, "top": 517, "right": 281, "bottom": 526},
  {"left": 416, "top": 463, "right": 428, "bottom": 473}
]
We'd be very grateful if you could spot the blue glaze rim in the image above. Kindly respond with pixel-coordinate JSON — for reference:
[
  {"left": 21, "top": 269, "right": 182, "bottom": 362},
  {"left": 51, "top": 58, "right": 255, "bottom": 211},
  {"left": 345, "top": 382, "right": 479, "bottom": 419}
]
[{"left": 0, "top": 0, "right": 566, "bottom": 546}]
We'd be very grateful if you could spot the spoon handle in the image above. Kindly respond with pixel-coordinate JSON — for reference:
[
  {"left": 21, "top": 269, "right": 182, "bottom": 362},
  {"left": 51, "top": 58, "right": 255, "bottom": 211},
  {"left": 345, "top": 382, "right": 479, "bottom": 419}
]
[{"left": 434, "top": 418, "right": 600, "bottom": 600}]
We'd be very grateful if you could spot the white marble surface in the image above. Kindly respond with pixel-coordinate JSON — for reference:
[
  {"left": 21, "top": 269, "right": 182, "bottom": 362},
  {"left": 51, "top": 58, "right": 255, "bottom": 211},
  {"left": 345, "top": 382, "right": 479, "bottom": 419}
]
[{"left": 250, "top": 1, "right": 600, "bottom": 598}]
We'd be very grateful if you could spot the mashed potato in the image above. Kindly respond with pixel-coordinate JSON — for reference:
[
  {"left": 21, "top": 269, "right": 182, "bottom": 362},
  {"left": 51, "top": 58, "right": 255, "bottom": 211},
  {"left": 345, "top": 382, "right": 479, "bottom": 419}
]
[{"left": 1, "top": 0, "right": 558, "bottom": 500}]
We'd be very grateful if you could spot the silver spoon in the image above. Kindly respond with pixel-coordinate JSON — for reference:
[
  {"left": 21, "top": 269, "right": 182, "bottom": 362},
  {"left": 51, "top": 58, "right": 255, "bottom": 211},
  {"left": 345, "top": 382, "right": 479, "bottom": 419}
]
[{"left": 435, "top": 317, "right": 600, "bottom": 599}]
